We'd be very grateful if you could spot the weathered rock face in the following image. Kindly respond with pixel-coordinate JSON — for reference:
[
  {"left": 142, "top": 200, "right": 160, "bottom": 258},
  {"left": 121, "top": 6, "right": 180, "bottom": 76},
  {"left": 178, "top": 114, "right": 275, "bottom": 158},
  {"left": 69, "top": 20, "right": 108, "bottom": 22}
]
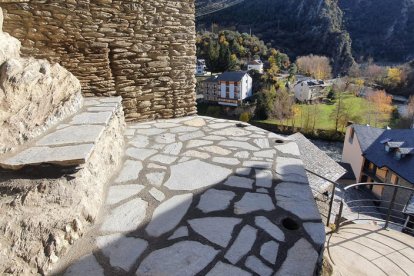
[
  {"left": 0, "top": 0, "right": 197, "bottom": 121},
  {"left": 0, "top": 7, "right": 82, "bottom": 154}
]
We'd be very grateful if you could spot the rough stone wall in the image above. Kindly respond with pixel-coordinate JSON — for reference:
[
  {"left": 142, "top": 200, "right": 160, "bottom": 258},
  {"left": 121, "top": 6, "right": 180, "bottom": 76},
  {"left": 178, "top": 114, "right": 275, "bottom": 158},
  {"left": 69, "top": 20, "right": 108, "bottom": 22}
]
[{"left": 0, "top": 0, "right": 197, "bottom": 121}]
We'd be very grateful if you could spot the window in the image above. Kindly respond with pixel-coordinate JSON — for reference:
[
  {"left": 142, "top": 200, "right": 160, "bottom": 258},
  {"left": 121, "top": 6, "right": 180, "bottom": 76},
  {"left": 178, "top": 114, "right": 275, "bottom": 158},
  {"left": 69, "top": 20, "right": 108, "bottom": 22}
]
[
  {"left": 391, "top": 174, "right": 399, "bottom": 185},
  {"left": 376, "top": 167, "right": 388, "bottom": 181}
]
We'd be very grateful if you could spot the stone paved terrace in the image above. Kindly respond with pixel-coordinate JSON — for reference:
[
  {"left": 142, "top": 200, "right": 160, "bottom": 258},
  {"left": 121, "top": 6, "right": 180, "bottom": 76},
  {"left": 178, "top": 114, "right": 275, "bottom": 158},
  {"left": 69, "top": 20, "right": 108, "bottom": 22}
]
[{"left": 52, "top": 116, "right": 325, "bottom": 275}]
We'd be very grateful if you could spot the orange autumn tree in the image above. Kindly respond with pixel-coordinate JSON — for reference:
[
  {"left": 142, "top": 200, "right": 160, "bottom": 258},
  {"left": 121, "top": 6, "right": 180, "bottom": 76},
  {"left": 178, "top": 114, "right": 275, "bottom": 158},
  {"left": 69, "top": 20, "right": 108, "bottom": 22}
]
[{"left": 366, "top": 90, "right": 393, "bottom": 127}]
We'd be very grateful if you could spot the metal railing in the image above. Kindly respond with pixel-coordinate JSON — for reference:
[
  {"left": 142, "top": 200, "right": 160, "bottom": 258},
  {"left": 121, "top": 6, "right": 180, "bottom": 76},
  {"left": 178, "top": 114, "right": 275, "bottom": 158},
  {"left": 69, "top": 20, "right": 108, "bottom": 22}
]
[
  {"left": 335, "top": 183, "right": 414, "bottom": 233},
  {"left": 304, "top": 170, "right": 414, "bottom": 234}
]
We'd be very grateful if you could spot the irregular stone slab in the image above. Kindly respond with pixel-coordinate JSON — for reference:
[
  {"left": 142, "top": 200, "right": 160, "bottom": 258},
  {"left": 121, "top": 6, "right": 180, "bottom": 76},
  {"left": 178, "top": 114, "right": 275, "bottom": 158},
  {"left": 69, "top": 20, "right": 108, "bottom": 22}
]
[
  {"left": 183, "top": 117, "right": 206, "bottom": 127},
  {"left": 84, "top": 99, "right": 101, "bottom": 106},
  {"left": 150, "top": 154, "right": 178, "bottom": 165},
  {"left": 232, "top": 137, "right": 251, "bottom": 141},
  {"left": 101, "top": 198, "right": 148, "bottom": 232},
  {"left": 155, "top": 133, "right": 176, "bottom": 144},
  {"left": 275, "top": 142, "right": 301, "bottom": 156},
  {"left": 129, "top": 135, "right": 149, "bottom": 148},
  {"left": 275, "top": 182, "right": 321, "bottom": 220},
  {"left": 245, "top": 255, "right": 273, "bottom": 276},
  {"left": 254, "top": 150, "right": 276, "bottom": 158},
  {"left": 255, "top": 216, "right": 285, "bottom": 242},
  {"left": 130, "top": 124, "right": 151, "bottom": 129},
  {"left": 243, "top": 161, "right": 272, "bottom": 169},
  {"left": 211, "top": 127, "right": 251, "bottom": 137},
  {"left": 219, "top": 141, "right": 259, "bottom": 151},
  {"left": 260, "top": 241, "right": 279, "bottom": 264},
  {"left": 168, "top": 226, "right": 189, "bottom": 240},
  {"left": 253, "top": 138, "right": 270, "bottom": 149},
  {"left": 153, "top": 122, "right": 179, "bottom": 128},
  {"left": 255, "top": 170, "right": 273, "bottom": 188},
  {"left": 275, "top": 157, "right": 308, "bottom": 183},
  {"left": 224, "top": 176, "right": 254, "bottom": 189},
  {"left": 178, "top": 130, "right": 204, "bottom": 141},
  {"left": 36, "top": 125, "right": 105, "bottom": 146},
  {"left": 0, "top": 144, "right": 94, "bottom": 170},
  {"left": 235, "top": 151, "right": 250, "bottom": 159},
  {"left": 188, "top": 217, "right": 242, "bottom": 247},
  {"left": 64, "top": 254, "right": 104, "bottom": 276},
  {"left": 136, "top": 128, "right": 165, "bottom": 136},
  {"left": 275, "top": 238, "right": 318, "bottom": 276},
  {"left": 70, "top": 111, "right": 112, "bottom": 125},
  {"left": 87, "top": 106, "right": 117, "bottom": 113},
  {"left": 125, "top": 128, "right": 135, "bottom": 136},
  {"left": 257, "top": 188, "right": 268, "bottom": 194},
  {"left": 234, "top": 193, "right": 275, "bottom": 214},
  {"left": 126, "top": 148, "right": 157, "bottom": 161},
  {"left": 208, "top": 122, "right": 235, "bottom": 129},
  {"left": 137, "top": 241, "right": 218, "bottom": 276},
  {"left": 186, "top": 139, "right": 213, "bottom": 149},
  {"left": 106, "top": 184, "right": 145, "bottom": 205},
  {"left": 149, "top": 187, "right": 165, "bottom": 202},
  {"left": 183, "top": 150, "right": 211, "bottom": 159},
  {"left": 197, "top": 189, "right": 236, "bottom": 213},
  {"left": 163, "top": 142, "right": 183, "bottom": 155},
  {"left": 200, "top": 145, "right": 231, "bottom": 155},
  {"left": 115, "top": 160, "right": 143, "bottom": 183},
  {"left": 147, "top": 163, "right": 166, "bottom": 170},
  {"left": 236, "top": 167, "right": 252, "bottom": 176},
  {"left": 212, "top": 157, "right": 240, "bottom": 166},
  {"left": 303, "top": 222, "right": 325, "bottom": 246},
  {"left": 178, "top": 157, "right": 191, "bottom": 163},
  {"left": 165, "top": 160, "right": 232, "bottom": 191},
  {"left": 170, "top": 126, "right": 199, "bottom": 133},
  {"left": 145, "top": 193, "right": 193, "bottom": 237},
  {"left": 206, "top": 261, "right": 252, "bottom": 276},
  {"left": 96, "top": 234, "right": 148, "bottom": 271},
  {"left": 146, "top": 172, "right": 165, "bottom": 187},
  {"left": 225, "top": 225, "right": 257, "bottom": 265},
  {"left": 203, "top": 135, "right": 226, "bottom": 141}
]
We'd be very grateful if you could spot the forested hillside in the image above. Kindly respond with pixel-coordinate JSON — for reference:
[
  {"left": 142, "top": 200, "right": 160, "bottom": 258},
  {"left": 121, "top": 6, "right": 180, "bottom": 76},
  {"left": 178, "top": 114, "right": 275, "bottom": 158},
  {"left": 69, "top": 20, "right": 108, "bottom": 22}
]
[
  {"left": 339, "top": 0, "right": 414, "bottom": 63},
  {"left": 196, "top": 0, "right": 355, "bottom": 75}
]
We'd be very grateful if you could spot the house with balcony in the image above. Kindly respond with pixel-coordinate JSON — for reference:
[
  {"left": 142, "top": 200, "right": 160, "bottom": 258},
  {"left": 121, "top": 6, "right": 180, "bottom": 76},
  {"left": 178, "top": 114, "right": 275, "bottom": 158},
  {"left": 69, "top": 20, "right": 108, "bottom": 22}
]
[
  {"left": 342, "top": 125, "right": 414, "bottom": 220},
  {"left": 200, "top": 71, "right": 253, "bottom": 107},
  {"left": 195, "top": 59, "right": 207, "bottom": 75}
]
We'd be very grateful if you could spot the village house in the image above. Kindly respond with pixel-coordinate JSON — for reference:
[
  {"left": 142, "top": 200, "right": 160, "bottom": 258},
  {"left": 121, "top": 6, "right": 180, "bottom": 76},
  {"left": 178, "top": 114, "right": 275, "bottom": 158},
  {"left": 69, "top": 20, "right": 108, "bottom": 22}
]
[
  {"left": 342, "top": 124, "right": 414, "bottom": 230},
  {"left": 247, "top": 59, "right": 264, "bottom": 73},
  {"left": 200, "top": 71, "right": 253, "bottom": 106},
  {"left": 294, "top": 79, "right": 330, "bottom": 103},
  {"left": 195, "top": 59, "right": 207, "bottom": 75}
]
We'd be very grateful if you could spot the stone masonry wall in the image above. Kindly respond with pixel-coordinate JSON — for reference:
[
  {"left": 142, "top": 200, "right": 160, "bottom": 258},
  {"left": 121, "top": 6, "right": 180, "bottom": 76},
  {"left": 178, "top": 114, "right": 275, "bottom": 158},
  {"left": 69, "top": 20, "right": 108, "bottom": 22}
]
[{"left": 0, "top": 0, "right": 197, "bottom": 121}]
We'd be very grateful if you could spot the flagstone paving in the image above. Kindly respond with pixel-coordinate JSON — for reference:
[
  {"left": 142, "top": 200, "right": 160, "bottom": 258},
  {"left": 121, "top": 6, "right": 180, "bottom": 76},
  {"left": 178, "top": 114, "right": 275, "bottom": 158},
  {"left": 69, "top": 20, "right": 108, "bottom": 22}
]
[{"left": 58, "top": 116, "right": 324, "bottom": 275}]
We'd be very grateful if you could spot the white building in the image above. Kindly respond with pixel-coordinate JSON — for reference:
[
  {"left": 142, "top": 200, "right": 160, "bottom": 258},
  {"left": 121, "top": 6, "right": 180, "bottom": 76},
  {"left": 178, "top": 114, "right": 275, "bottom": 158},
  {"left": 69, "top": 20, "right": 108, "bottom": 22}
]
[
  {"left": 195, "top": 59, "right": 207, "bottom": 75},
  {"left": 200, "top": 71, "right": 252, "bottom": 106},
  {"left": 294, "top": 79, "right": 330, "bottom": 103},
  {"left": 247, "top": 59, "right": 264, "bottom": 74}
]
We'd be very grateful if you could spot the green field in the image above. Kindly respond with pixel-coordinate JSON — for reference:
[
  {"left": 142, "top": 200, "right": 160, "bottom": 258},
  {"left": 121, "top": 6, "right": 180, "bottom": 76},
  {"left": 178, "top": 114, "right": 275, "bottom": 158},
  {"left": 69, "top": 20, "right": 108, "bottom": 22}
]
[{"left": 258, "top": 93, "right": 390, "bottom": 132}]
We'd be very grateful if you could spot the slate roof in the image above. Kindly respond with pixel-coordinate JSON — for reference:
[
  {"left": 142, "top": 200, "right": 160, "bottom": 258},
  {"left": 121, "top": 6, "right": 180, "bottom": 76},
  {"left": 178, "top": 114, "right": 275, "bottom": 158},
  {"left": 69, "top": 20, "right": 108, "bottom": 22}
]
[
  {"left": 216, "top": 71, "right": 248, "bottom": 82},
  {"left": 353, "top": 125, "right": 414, "bottom": 184},
  {"left": 288, "top": 133, "right": 347, "bottom": 193}
]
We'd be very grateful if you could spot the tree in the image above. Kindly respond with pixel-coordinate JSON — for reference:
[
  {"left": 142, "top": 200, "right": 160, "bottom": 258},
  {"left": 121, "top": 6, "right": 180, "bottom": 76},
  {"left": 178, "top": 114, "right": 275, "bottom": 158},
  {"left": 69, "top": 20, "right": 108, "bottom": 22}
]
[
  {"left": 270, "top": 85, "right": 294, "bottom": 121},
  {"left": 296, "top": 55, "right": 332, "bottom": 79},
  {"left": 386, "top": 67, "right": 403, "bottom": 87},
  {"left": 330, "top": 79, "right": 349, "bottom": 132},
  {"left": 366, "top": 90, "right": 393, "bottom": 127},
  {"left": 288, "top": 63, "right": 298, "bottom": 76},
  {"left": 407, "top": 96, "right": 414, "bottom": 128}
]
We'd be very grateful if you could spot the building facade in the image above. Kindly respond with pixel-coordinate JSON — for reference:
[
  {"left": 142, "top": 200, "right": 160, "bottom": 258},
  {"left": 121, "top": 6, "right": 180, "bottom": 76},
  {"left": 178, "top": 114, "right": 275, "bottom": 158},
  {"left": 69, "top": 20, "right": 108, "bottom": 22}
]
[
  {"left": 294, "top": 80, "right": 329, "bottom": 103},
  {"left": 200, "top": 71, "right": 252, "bottom": 106},
  {"left": 195, "top": 59, "right": 207, "bottom": 75},
  {"left": 247, "top": 59, "right": 264, "bottom": 74}
]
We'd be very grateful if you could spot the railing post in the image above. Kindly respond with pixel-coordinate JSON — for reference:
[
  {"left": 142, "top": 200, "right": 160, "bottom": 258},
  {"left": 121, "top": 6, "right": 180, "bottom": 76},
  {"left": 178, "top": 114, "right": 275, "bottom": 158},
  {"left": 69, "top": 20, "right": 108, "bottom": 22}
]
[
  {"left": 384, "top": 185, "right": 398, "bottom": 229},
  {"left": 335, "top": 201, "right": 344, "bottom": 232},
  {"left": 326, "top": 183, "right": 336, "bottom": 226}
]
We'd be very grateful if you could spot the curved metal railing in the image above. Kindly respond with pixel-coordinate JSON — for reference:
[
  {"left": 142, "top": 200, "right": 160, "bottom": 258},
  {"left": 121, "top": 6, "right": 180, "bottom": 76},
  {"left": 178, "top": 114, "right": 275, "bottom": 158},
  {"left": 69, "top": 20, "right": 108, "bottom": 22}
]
[{"left": 335, "top": 182, "right": 414, "bottom": 233}]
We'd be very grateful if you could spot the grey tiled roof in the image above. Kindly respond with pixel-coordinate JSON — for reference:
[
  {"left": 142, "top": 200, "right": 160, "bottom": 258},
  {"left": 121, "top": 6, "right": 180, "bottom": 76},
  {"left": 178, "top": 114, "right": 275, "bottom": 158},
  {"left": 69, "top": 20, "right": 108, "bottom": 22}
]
[
  {"left": 288, "top": 133, "right": 347, "bottom": 193},
  {"left": 216, "top": 71, "right": 248, "bottom": 82},
  {"left": 353, "top": 125, "right": 414, "bottom": 184},
  {"left": 353, "top": 124, "right": 384, "bottom": 152}
]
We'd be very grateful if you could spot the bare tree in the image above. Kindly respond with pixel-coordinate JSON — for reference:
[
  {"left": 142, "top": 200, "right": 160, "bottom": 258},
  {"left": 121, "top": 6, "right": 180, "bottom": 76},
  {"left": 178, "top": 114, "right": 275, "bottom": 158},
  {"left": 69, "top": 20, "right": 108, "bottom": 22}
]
[{"left": 296, "top": 55, "right": 332, "bottom": 80}]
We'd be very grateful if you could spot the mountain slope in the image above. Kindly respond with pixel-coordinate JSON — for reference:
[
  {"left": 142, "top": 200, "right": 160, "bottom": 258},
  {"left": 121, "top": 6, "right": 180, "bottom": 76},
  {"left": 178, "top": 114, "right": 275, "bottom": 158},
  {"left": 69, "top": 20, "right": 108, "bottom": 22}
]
[
  {"left": 196, "top": 0, "right": 355, "bottom": 74},
  {"left": 339, "top": 0, "right": 414, "bottom": 63}
]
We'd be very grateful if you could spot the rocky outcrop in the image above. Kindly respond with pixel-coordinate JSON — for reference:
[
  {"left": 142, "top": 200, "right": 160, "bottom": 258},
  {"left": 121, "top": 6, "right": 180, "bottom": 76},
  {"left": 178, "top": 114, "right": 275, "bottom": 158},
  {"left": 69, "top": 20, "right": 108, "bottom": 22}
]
[
  {"left": 0, "top": 0, "right": 197, "bottom": 121},
  {"left": 0, "top": 7, "right": 82, "bottom": 154}
]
